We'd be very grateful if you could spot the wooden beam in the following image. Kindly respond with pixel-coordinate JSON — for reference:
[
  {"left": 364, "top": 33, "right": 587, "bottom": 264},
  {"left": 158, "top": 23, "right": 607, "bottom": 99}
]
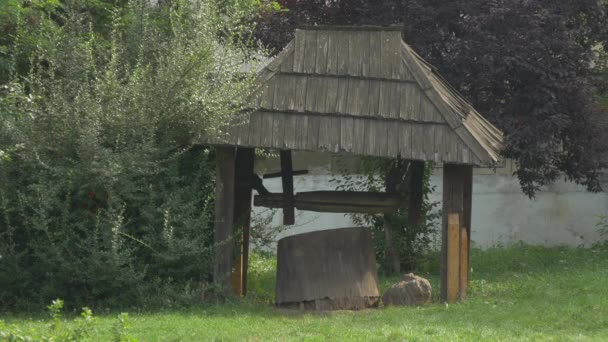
[
  {"left": 263, "top": 169, "right": 309, "bottom": 179},
  {"left": 214, "top": 147, "right": 236, "bottom": 294},
  {"left": 280, "top": 150, "right": 295, "bottom": 225},
  {"left": 441, "top": 164, "right": 473, "bottom": 303},
  {"left": 254, "top": 191, "right": 407, "bottom": 214},
  {"left": 407, "top": 161, "right": 425, "bottom": 226},
  {"left": 231, "top": 148, "right": 254, "bottom": 296},
  {"left": 251, "top": 174, "right": 270, "bottom": 195}
]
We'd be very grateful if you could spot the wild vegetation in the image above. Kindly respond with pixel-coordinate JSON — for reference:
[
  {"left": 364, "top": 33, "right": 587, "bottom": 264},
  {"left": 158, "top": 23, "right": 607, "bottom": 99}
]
[{"left": 0, "top": 0, "right": 263, "bottom": 310}]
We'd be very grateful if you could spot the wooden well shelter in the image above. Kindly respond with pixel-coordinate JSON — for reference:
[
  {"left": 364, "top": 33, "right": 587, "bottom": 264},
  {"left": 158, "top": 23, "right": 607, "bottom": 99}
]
[{"left": 208, "top": 25, "right": 503, "bottom": 303}]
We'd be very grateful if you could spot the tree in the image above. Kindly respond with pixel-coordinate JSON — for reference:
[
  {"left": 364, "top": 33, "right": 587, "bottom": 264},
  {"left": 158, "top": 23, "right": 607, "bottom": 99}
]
[{"left": 255, "top": 0, "right": 608, "bottom": 196}]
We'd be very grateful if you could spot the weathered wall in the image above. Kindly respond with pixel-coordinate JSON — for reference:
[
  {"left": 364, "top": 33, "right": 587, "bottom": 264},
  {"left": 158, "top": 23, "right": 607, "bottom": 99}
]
[{"left": 253, "top": 152, "right": 608, "bottom": 249}]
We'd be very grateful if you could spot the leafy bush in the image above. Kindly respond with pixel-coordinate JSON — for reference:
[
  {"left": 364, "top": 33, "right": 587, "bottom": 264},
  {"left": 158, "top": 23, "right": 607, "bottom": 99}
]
[
  {"left": 331, "top": 157, "right": 440, "bottom": 275},
  {"left": 0, "top": 0, "right": 260, "bottom": 310}
]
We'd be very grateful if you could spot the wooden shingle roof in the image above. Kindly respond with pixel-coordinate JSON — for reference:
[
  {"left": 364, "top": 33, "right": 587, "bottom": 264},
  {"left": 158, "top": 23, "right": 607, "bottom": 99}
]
[{"left": 214, "top": 26, "right": 504, "bottom": 165}]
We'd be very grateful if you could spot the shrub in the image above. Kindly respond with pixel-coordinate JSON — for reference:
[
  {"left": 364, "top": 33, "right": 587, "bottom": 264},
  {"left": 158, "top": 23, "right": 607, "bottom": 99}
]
[{"left": 0, "top": 0, "right": 260, "bottom": 310}]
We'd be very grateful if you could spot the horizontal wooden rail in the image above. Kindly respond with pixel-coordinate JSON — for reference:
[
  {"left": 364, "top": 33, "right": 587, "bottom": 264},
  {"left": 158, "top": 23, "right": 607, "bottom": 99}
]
[
  {"left": 263, "top": 170, "right": 309, "bottom": 179},
  {"left": 254, "top": 191, "right": 406, "bottom": 214}
]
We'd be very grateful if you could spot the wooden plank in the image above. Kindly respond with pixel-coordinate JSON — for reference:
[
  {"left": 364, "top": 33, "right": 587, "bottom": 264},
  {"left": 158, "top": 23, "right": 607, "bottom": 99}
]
[
  {"left": 286, "top": 76, "right": 297, "bottom": 111},
  {"left": 358, "top": 80, "right": 371, "bottom": 116},
  {"left": 400, "top": 42, "right": 433, "bottom": 89},
  {"left": 254, "top": 191, "right": 407, "bottom": 214},
  {"left": 376, "top": 121, "right": 389, "bottom": 157},
  {"left": 340, "top": 117, "right": 354, "bottom": 153},
  {"left": 348, "top": 31, "right": 361, "bottom": 76},
  {"left": 232, "top": 148, "right": 254, "bottom": 296},
  {"left": 214, "top": 147, "right": 236, "bottom": 293},
  {"left": 424, "top": 88, "right": 462, "bottom": 128},
  {"left": 315, "top": 31, "right": 330, "bottom": 74},
  {"left": 387, "top": 120, "right": 400, "bottom": 157},
  {"left": 325, "top": 77, "right": 340, "bottom": 113},
  {"left": 260, "top": 112, "right": 274, "bottom": 148},
  {"left": 315, "top": 77, "right": 328, "bottom": 113},
  {"left": 381, "top": 31, "right": 395, "bottom": 79},
  {"left": 424, "top": 125, "right": 436, "bottom": 161},
  {"left": 293, "top": 30, "right": 306, "bottom": 73},
  {"left": 294, "top": 76, "right": 308, "bottom": 112},
  {"left": 401, "top": 83, "right": 422, "bottom": 121},
  {"left": 360, "top": 31, "right": 371, "bottom": 77},
  {"left": 434, "top": 125, "right": 444, "bottom": 162},
  {"left": 272, "top": 113, "right": 285, "bottom": 148},
  {"left": 447, "top": 213, "right": 461, "bottom": 303},
  {"left": 283, "top": 114, "right": 297, "bottom": 149},
  {"left": 247, "top": 112, "right": 263, "bottom": 146},
  {"left": 318, "top": 116, "right": 332, "bottom": 151},
  {"left": 303, "top": 31, "right": 317, "bottom": 74},
  {"left": 378, "top": 82, "right": 392, "bottom": 117},
  {"left": 267, "top": 41, "right": 295, "bottom": 72},
  {"left": 335, "top": 78, "right": 349, "bottom": 114},
  {"left": 272, "top": 75, "right": 289, "bottom": 111},
  {"left": 330, "top": 116, "right": 342, "bottom": 153},
  {"left": 260, "top": 81, "right": 275, "bottom": 110},
  {"left": 280, "top": 150, "right": 295, "bottom": 225},
  {"left": 326, "top": 31, "right": 339, "bottom": 75},
  {"left": 454, "top": 125, "right": 489, "bottom": 165},
  {"left": 398, "top": 123, "right": 412, "bottom": 159},
  {"left": 337, "top": 31, "right": 350, "bottom": 74},
  {"left": 305, "top": 76, "right": 320, "bottom": 112},
  {"left": 399, "top": 55, "right": 413, "bottom": 81},
  {"left": 410, "top": 123, "right": 422, "bottom": 160},
  {"left": 294, "top": 115, "right": 308, "bottom": 150},
  {"left": 346, "top": 78, "right": 361, "bottom": 115},
  {"left": 279, "top": 49, "right": 295, "bottom": 73},
  {"left": 353, "top": 118, "right": 367, "bottom": 155},
  {"left": 369, "top": 31, "right": 383, "bottom": 78},
  {"left": 367, "top": 80, "right": 381, "bottom": 116},
  {"left": 389, "top": 82, "right": 401, "bottom": 118},
  {"left": 306, "top": 115, "right": 321, "bottom": 151},
  {"left": 390, "top": 33, "right": 402, "bottom": 80},
  {"left": 365, "top": 120, "right": 377, "bottom": 156}
]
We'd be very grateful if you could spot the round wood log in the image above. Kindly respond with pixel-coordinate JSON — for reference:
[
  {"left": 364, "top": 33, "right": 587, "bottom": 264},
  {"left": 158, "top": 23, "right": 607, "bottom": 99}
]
[{"left": 275, "top": 227, "right": 380, "bottom": 310}]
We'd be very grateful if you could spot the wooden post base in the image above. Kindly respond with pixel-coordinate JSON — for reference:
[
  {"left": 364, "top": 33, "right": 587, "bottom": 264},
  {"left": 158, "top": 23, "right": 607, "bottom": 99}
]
[{"left": 441, "top": 164, "right": 473, "bottom": 303}]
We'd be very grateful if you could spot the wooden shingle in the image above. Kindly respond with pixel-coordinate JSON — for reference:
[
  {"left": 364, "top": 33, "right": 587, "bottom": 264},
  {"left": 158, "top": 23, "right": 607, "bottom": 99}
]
[{"left": 209, "top": 26, "right": 504, "bottom": 166}]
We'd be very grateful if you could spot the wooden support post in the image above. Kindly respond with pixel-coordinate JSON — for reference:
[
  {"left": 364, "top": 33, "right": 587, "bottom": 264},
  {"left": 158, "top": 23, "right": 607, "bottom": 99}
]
[
  {"left": 441, "top": 164, "right": 473, "bottom": 303},
  {"left": 214, "top": 147, "right": 236, "bottom": 294},
  {"left": 231, "top": 148, "right": 254, "bottom": 296},
  {"left": 462, "top": 166, "right": 473, "bottom": 299},
  {"left": 383, "top": 160, "right": 407, "bottom": 275},
  {"left": 280, "top": 150, "right": 295, "bottom": 225}
]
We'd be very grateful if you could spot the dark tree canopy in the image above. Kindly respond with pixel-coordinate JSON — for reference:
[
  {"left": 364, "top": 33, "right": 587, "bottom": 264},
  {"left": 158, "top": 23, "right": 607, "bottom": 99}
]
[{"left": 255, "top": 0, "right": 608, "bottom": 196}]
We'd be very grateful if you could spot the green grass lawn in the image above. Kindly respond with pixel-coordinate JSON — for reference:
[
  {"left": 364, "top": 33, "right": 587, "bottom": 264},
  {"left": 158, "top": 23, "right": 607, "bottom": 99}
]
[{"left": 2, "top": 244, "right": 608, "bottom": 341}]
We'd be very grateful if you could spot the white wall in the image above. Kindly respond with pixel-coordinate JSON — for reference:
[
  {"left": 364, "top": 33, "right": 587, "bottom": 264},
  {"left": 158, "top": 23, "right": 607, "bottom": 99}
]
[{"left": 253, "top": 153, "right": 608, "bottom": 249}]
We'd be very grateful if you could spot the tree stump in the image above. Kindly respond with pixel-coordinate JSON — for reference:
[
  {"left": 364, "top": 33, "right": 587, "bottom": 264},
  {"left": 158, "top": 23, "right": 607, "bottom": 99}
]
[{"left": 275, "top": 227, "right": 380, "bottom": 310}]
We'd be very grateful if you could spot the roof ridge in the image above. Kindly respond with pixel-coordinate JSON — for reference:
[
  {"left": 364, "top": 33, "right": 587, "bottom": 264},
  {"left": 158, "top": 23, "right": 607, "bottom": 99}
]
[{"left": 297, "top": 25, "right": 404, "bottom": 32}]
